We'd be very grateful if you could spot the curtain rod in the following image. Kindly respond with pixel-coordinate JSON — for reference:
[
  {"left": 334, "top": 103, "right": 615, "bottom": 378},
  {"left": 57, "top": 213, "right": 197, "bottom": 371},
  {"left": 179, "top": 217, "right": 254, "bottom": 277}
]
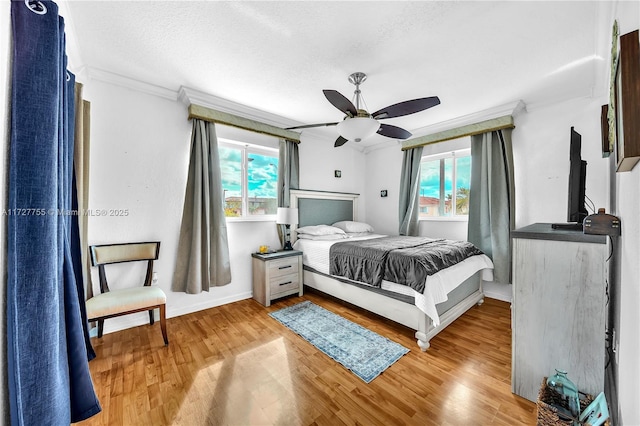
[
  {"left": 188, "top": 104, "right": 301, "bottom": 143},
  {"left": 401, "top": 115, "right": 514, "bottom": 151}
]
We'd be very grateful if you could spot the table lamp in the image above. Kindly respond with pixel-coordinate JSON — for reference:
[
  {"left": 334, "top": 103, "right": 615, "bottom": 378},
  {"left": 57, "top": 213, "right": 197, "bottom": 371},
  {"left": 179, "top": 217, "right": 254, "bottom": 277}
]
[{"left": 276, "top": 207, "right": 298, "bottom": 251}]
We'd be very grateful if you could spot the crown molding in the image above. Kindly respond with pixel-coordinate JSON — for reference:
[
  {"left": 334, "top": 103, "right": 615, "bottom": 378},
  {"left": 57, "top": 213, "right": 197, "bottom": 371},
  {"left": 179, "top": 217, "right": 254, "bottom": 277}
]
[
  {"left": 409, "top": 100, "right": 527, "bottom": 139},
  {"left": 178, "top": 86, "right": 299, "bottom": 129},
  {"left": 86, "top": 67, "right": 179, "bottom": 101}
]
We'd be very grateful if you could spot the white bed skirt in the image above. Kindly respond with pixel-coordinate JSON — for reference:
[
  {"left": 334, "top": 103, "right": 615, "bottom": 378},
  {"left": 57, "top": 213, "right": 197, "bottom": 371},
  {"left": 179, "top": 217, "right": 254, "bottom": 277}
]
[{"left": 302, "top": 268, "right": 485, "bottom": 351}]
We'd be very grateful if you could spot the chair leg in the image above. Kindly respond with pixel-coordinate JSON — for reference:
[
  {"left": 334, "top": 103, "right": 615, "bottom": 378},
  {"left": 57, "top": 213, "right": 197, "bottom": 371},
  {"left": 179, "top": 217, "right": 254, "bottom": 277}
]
[
  {"left": 98, "top": 319, "right": 104, "bottom": 338},
  {"left": 148, "top": 309, "right": 155, "bottom": 325},
  {"left": 159, "top": 304, "right": 168, "bottom": 345}
]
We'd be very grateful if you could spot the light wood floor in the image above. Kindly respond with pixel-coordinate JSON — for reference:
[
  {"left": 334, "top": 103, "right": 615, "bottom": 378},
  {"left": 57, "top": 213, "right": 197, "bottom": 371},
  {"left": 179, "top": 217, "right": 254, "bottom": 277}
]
[{"left": 79, "top": 289, "right": 536, "bottom": 425}]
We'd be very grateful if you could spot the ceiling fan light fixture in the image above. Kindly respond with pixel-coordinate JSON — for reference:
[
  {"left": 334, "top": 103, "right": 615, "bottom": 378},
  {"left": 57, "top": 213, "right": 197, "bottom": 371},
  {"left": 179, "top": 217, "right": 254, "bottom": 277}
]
[{"left": 336, "top": 117, "right": 380, "bottom": 142}]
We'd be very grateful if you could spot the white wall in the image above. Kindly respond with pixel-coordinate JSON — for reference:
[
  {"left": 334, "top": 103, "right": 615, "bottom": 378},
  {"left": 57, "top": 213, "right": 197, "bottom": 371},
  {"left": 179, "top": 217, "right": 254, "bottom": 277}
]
[
  {"left": 298, "top": 131, "right": 368, "bottom": 219},
  {"left": 608, "top": 3, "right": 640, "bottom": 425},
  {"left": 82, "top": 80, "right": 367, "bottom": 333},
  {"left": 513, "top": 97, "right": 609, "bottom": 227}
]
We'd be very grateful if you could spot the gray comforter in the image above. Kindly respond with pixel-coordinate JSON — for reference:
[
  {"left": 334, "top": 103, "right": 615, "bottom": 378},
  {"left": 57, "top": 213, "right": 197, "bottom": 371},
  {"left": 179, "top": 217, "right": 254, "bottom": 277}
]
[{"left": 329, "top": 236, "right": 484, "bottom": 293}]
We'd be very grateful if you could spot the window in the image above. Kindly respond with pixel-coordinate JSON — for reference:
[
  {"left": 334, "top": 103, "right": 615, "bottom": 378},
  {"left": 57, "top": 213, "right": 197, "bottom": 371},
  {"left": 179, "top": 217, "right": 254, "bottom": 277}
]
[
  {"left": 219, "top": 140, "right": 278, "bottom": 218},
  {"left": 419, "top": 149, "right": 471, "bottom": 218}
]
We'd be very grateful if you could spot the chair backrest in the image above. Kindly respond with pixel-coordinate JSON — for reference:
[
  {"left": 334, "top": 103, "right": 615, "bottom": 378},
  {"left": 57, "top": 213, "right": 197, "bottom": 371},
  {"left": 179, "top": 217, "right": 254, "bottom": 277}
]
[{"left": 90, "top": 242, "right": 160, "bottom": 293}]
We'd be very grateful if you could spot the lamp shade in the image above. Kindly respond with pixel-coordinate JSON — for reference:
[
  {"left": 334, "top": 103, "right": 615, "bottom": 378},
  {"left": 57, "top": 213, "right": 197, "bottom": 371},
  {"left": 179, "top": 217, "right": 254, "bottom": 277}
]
[
  {"left": 336, "top": 117, "right": 380, "bottom": 142},
  {"left": 276, "top": 207, "right": 299, "bottom": 225}
]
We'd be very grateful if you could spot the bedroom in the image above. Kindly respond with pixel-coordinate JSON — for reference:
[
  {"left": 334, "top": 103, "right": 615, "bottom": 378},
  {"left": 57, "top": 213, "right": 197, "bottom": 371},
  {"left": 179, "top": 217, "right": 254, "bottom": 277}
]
[{"left": 0, "top": 1, "right": 639, "bottom": 425}]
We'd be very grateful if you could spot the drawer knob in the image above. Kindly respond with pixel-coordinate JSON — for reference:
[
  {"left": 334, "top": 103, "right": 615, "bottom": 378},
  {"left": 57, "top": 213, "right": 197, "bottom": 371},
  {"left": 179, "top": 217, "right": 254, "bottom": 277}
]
[
  {"left": 279, "top": 281, "right": 292, "bottom": 286},
  {"left": 278, "top": 265, "right": 292, "bottom": 270}
]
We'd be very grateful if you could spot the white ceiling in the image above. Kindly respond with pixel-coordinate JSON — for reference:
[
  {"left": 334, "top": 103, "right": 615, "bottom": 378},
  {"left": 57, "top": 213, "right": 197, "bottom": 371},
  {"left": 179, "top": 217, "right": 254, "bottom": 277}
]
[{"left": 63, "top": 1, "right": 609, "bottom": 148}]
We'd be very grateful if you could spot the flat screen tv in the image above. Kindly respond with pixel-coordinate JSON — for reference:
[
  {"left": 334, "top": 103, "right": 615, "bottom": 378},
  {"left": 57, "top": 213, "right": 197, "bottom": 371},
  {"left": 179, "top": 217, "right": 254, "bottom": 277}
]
[{"left": 553, "top": 127, "right": 587, "bottom": 230}]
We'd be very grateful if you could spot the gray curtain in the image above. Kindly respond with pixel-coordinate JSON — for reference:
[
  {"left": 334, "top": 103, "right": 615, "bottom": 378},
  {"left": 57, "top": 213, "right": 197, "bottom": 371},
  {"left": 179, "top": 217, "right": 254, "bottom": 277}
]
[
  {"left": 74, "top": 82, "right": 92, "bottom": 300},
  {"left": 467, "top": 129, "right": 515, "bottom": 285},
  {"left": 277, "top": 139, "right": 300, "bottom": 244},
  {"left": 173, "top": 119, "right": 232, "bottom": 293},
  {"left": 399, "top": 146, "right": 424, "bottom": 236}
]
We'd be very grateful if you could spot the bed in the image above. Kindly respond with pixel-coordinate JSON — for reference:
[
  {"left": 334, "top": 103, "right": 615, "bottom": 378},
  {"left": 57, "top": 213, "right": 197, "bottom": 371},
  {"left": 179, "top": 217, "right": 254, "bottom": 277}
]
[{"left": 289, "top": 189, "right": 494, "bottom": 351}]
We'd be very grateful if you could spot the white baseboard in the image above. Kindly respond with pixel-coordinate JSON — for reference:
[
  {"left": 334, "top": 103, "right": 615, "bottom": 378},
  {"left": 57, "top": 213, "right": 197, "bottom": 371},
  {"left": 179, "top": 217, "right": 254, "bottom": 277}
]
[
  {"left": 94, "top": 291, "right": 253, "bottom": 336},
  {"left": 482, "top": 281, "right": 512, "bottom": 303}
]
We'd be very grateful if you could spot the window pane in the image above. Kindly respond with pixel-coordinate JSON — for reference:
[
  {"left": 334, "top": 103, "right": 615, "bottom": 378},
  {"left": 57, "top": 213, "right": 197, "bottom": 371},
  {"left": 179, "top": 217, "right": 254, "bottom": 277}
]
[
  {"left": 219, "top": 145, "right": 242, "bottom": 217},
  {"left": 455, "top": 156, "right": 471, "bottom": 215},
  {"left": 419, "top": 159, "right": 441, "bottom": 217},
  {"left": 247, "top": 152, "right": 278, "bottom": 215},
  {"left": 443, "top": 158, "right": 453, "bottom": 216},
  {"left": 420, "top": 152, "right": 471, "bottom": 218}
]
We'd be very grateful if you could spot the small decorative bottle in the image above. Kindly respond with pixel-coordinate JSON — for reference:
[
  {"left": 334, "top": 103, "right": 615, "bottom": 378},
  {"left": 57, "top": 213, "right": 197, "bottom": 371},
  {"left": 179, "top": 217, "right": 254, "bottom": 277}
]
[{"left": 547, "top": 369, "right": 581, "bottom": 421}]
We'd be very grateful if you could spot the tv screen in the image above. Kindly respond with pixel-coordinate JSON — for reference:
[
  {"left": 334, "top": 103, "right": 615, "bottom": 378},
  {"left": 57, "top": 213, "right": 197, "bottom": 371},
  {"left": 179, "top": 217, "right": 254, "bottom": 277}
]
[{"left": 567, "top": 127, "right": 588, "bottom": 224}]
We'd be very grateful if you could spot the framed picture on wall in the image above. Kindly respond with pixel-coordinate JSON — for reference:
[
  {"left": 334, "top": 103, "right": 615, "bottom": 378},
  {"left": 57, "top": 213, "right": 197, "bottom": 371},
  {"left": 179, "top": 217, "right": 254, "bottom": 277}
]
[
  {"left": 607, "top": 21, "right": 619, "bottom": 155},
  {"left": 614, "top": 29, "right": 640, "bottom": 172}
]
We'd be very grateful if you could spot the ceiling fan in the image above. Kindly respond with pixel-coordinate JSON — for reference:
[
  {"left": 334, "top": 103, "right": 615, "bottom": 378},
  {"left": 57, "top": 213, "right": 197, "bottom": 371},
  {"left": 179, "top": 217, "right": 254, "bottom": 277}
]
[{"left": 287, "top": 72, "right": 440, "bottom": 147}]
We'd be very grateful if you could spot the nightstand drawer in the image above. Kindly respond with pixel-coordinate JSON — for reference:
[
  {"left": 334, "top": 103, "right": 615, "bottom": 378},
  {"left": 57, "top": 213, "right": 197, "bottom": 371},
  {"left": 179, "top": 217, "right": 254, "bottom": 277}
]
[
  {"left": 268, "top": 257, "right": 299, "bottom": 278},
  {"left": 270, "top": 273, "right": 300, "bottom": 294}
]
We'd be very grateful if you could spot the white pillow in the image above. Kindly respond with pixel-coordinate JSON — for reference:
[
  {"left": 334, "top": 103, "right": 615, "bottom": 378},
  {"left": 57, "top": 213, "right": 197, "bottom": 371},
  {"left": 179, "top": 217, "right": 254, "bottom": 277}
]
[
  {"left": 295, "top": 225, "right": 346, "bottom": 236},
  {"left": 346, "top": 232, "right": 374, "bottom": 238},
  {"left": 332, "top": 221, "right": 374, "bottom": 233},
  {"left": 296, "top": 233, "right": 348, "bottom": 241}
]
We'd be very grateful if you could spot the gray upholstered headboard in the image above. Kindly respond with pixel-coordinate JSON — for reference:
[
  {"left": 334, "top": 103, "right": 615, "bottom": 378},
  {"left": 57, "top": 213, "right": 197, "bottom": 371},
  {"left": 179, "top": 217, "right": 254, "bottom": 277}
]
[{"left": 289, "top": 190, "right": 359, "bottom": 240}]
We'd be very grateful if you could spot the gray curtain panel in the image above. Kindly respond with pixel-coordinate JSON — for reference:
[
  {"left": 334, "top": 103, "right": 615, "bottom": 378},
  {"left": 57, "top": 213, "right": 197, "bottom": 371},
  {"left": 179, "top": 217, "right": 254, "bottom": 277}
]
[
  {"left": 276, "top": 139, "right": 300, "bottom": 245},
  {"left": 467, "top": 129, "right": 515, "bottom": 285},
  {"left": 74, "top": 82, "right": 93, "bottom": 300},
  {"left": 398, "top": 146, "right": 424, "bottom": 236},
  {"left": 173, "top": 119, "right": 232, "bottom": 293}
]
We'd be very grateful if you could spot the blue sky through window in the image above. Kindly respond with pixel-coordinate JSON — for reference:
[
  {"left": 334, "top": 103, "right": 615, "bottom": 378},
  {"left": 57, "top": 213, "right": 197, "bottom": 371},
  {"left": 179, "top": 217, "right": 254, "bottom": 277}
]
[
  {"left": 219, "top": 145, "right": 278, "bottom": 198},
  {"left": 420, "top": 155, "right": 471, "bottom": 198}
]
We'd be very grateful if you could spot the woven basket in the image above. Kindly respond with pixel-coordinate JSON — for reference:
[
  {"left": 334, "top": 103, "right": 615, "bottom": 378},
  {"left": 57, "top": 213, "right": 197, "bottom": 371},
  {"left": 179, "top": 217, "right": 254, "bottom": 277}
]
[{"left": 536, "top": 377, "right": 609, "bottom": 426}]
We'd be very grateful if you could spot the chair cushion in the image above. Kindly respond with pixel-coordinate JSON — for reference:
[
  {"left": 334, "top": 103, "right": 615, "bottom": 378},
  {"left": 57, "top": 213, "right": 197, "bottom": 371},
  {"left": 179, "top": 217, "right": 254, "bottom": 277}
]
[{"left": 86, "top": 286, "right": 166, "bottom": 319}]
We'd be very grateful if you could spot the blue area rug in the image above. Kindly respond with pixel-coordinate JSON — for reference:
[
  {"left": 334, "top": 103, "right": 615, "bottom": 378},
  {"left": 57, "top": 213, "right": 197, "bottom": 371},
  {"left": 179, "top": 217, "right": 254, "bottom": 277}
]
[{"left": 269, "top": 301, "right": 409, "bottom": 383}]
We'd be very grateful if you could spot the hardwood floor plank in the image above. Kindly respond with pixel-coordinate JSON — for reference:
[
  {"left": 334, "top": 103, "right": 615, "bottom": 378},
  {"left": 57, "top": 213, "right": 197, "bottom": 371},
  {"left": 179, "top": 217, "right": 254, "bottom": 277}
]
[{"left": 78, "top": 290, "right": 536, "bottom": 425}]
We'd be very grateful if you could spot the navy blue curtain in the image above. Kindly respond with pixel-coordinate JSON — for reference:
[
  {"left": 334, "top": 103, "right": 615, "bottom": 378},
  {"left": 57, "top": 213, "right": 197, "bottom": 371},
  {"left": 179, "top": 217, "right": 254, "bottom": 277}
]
[{"left": 8, "top": 1, "right": 101, "bottom": 424}]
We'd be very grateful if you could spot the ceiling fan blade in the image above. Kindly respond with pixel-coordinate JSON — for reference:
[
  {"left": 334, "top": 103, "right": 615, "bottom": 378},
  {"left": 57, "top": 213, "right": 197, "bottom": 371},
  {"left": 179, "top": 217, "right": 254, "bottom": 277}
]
[
  {"left": 372, "top": 96, "right": 441, "bottom": 119},
  {"left": 377, "top": 123, "right": 412, "bottom": 140},
  {"left": 334, "top": 136, "right": 349, "bottom": 147},
  {"left": 286, "top": 122, "right": 338, "bottom": 130},
  {"left": 323, "top": 90, "right": 357, "bottom": 117}
]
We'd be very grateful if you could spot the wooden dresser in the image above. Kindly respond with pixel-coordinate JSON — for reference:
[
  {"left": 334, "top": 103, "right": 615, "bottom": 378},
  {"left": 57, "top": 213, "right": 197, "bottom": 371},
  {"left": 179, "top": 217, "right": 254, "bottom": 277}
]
[{"left": 511, "top": 223, "right": 607, "bottom": 402}]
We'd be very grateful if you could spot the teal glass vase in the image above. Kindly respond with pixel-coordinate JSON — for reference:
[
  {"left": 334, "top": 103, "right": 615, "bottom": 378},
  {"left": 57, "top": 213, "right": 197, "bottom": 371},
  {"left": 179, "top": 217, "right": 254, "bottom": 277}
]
[{"left": 547, "top": 369, "right": 580, "bottom": 420}]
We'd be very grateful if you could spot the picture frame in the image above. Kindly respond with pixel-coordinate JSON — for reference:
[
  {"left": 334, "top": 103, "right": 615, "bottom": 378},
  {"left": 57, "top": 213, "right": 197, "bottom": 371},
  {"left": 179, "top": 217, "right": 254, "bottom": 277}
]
[
  {"left": 614, "top": 29, "right": 640, "bottom": 172},
  {"left": 607, "top": 21, "right": 619, "bottom": 155},
  {"left": 614, "top": 60, "right": 624, "bottom": 166},
  {"left": 601, "top": 104, "right": 610, "bottom": 157}
]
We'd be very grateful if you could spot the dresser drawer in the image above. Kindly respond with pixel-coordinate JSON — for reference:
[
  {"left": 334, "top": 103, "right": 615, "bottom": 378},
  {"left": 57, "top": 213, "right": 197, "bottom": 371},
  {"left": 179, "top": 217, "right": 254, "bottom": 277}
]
[
  {"left": 268, "top": 257, "right": 299, "bottom": 278},
  {"left": 270, "top": 273, "right": 300, "bottom": 295}
]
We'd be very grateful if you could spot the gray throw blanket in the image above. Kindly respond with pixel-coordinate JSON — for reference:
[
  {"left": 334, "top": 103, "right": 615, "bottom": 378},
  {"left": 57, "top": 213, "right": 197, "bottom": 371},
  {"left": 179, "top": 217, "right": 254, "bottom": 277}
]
[{"left": 329, "top": 236, "right": 484, "bottom": 293}]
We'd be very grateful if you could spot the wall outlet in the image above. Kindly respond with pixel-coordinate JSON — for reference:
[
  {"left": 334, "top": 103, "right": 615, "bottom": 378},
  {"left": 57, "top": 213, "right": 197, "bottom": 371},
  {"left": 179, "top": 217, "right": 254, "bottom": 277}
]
[{"left": 152, "top": 272, "right": 158, "bottom": 285}]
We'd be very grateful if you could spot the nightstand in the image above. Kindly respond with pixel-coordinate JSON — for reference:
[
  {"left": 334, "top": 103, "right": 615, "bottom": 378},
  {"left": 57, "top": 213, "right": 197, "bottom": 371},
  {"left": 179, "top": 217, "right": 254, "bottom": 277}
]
[{"left": 251, "top": 250, "right": 303, "bottom": 307}]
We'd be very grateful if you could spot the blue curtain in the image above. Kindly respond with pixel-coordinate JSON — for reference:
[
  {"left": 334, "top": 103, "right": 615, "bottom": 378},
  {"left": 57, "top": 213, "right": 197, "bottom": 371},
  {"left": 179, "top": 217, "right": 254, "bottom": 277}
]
[
  {"left": 8, "top": 1, "right": 101, "bottom": 424},
  {"left": 398, "top": 146, "right": 424, "bottom": 236}
]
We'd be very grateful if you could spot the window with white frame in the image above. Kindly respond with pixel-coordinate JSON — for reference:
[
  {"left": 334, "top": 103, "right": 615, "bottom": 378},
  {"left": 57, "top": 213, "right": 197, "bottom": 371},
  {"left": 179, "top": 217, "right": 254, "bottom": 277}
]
[
  {"left": 218, "top": 140, "right": 279, "bottom": 218},
  {"left": 419, "top": 149, "right": 471, "bottom": 218}
]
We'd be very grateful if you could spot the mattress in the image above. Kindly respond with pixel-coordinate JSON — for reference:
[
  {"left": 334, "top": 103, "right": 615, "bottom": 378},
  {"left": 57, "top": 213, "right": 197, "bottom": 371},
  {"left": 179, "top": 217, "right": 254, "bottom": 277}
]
[{"left": 293, "top": 234, "right": 494, "bottom": 325}]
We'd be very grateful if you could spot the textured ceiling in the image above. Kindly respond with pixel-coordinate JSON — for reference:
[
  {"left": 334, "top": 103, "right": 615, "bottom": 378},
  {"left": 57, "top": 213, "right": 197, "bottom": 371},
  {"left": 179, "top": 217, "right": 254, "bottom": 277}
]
[{"left": 64, "top": 1, "right": 607, "bottom": 147}]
